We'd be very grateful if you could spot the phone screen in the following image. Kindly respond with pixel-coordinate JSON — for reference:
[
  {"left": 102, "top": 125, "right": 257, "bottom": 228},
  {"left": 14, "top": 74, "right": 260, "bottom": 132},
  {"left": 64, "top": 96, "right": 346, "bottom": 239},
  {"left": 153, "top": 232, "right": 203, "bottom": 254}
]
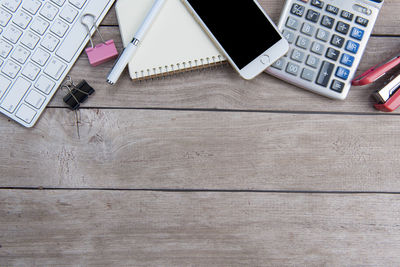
[{"left": 186, "top": 0, "right": 282, "bottom": 69}]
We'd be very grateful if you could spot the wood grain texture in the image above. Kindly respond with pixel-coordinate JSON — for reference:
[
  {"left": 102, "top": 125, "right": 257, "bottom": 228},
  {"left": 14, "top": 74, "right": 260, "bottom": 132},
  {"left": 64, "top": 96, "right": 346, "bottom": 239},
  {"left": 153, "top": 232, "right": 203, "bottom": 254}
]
[
  {"left": 2, "top": 108, "right": 400, "bottom": 191},
  {"left": 1, "top": 190, "right": 400, "bottom": 266}
]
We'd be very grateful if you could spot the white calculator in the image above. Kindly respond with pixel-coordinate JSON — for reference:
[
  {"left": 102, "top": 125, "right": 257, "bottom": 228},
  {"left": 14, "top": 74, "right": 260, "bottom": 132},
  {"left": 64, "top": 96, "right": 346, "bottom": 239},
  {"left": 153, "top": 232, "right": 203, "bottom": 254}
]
[{"left": 266, "top": 0, "right": 384, "bottom": 100}]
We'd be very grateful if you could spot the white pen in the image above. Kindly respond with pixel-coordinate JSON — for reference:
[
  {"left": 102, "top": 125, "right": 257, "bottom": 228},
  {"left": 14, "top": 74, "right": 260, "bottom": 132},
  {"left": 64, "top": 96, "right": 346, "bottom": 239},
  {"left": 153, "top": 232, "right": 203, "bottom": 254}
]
[{"left": 107, "top": 0, "right": 166, "bottom": 85}]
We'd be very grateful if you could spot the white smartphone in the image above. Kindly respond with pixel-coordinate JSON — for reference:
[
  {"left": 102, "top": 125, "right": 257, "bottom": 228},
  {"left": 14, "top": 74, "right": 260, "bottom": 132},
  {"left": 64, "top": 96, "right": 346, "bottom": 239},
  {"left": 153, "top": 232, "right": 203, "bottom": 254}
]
[{"left": 182, "top": 0, "right": 289, "bottom": 80}]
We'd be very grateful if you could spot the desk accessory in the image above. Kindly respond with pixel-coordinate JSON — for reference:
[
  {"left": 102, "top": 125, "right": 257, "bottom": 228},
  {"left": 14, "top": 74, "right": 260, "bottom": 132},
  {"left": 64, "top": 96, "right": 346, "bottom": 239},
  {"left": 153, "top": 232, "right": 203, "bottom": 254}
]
[
  {"left": 266, "top": 0, "right": 384, "bottom": 100},
  {"left": 107, "top": 0, "right": 166, "bottom": 84},
  {"left": 372, "top": 73, "right": 400, "bottom": 112},
  {"left": 114, "top": 0, "right": 225, "bottom": 81},
  {"left": 82, "top": 14, "right": 118, "bottom": 67},
  {"left": 62, "top": 76, "right": 95, "bottom": 110}
]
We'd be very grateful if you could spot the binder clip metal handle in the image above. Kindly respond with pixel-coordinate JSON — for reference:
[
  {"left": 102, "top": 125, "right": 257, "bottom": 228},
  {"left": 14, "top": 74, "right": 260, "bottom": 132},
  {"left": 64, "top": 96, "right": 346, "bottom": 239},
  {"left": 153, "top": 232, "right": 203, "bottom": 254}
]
[{"left": 81, "top": 13, "right": 119, "bottom": 67}]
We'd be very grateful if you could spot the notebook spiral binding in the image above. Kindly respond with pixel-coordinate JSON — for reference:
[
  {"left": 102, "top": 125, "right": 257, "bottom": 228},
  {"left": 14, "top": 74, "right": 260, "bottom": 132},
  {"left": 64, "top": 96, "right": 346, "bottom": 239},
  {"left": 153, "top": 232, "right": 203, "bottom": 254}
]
[{"left": 133, "top": 55, "right": 226, "bottom": 81}]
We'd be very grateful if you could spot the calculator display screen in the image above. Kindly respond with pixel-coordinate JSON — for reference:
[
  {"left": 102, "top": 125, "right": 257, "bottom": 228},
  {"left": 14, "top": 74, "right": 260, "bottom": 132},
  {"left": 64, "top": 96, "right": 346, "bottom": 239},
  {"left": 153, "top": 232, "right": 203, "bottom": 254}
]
[{"left": 186, "top": 0, "right": 282, "bottom": 69}]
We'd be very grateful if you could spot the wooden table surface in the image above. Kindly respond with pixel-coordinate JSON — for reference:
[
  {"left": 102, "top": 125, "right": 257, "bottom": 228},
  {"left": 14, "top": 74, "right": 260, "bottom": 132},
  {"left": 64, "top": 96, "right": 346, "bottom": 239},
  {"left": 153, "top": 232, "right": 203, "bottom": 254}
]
[{"left": 2, "top": 0, "right": 400, "bottom": 266}]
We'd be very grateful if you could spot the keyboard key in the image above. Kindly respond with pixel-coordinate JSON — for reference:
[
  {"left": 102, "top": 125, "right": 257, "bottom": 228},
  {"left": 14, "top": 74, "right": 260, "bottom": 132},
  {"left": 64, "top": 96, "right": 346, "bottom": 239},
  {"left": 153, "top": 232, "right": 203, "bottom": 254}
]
[
  {"left": 0, "top": 9, "right": 12, "bottom": 26},
  {"left": 0, "top": 76, "right": 30, "bottom": 113},
  {"left": 331, "top": 79, "right": 345, "bottom": 93},
  {"left": 316, "top": 28, "right": 330, "bottom": 42},
  {"left": 2, "top": 0, "right": 21, "bottom": 12},
  {"left": 321, "top": 15, "right": 335, "bottom": 29},
  {"left": 2, "top": 60, "right": 21, "bottom": 78},
  {"left": 3, "top": 25, "right": 23, "bottom": 43},
  {"left": 271, "top": 58, "right": 286, "bottom": 70},
  {"left": 356, "top": 16, "right": 369, "bottom": 27},
  {"left": 301, "top": 68, "right": 315, "bottom": 81},
  {"left": 11, "top": 45, "right": 30, "bottom": 64},
  {"left": 291, "top": 49, "right": 305, "bottom": 63},
  {"left": 35, "top": 75, "right": 55, "bottom": 94},
  {"left": 296, "top": 36, "right": 310, "bottom": 50},
  {"left": 340, "top": 53, "right": 354, "bottom": 67},
  {"left": 0, "top": 75, "right": 12, "bottom": 98},
  {"left": 0, "top": 39, "right": 13, "bottom": 58},
  {"left": 306, "top": 55, "right": 320, "bottom": 69},
  {"left": 336, "top": 66, "right": 350, "bottom": 80},
  {"left": 41, "top": 33, "right": 60, "bottom": 52},
  {"left": 326, "top": 47, "right": 340, "bottom": 61},
  {"left": 301, "top": 23, "right": 315, "bottom": 36},
  {"left": 20, "top": 31, "right": 40, "bottom": 49},
  {"left": 30, "top": 16, "right": 50, "bottom": 35},
  {"left": 15, "top": 104, "right": 36, "bottom": 123},
  {"left": 25, "top": 89, "right": 45, "bottom": 109},
  {"left": 39, "top": 2, "right": 59, "bottom": 21},
  {"left": 282, "top": 30, "right": 295, "bottom": 44},
  {"left": 31, "top": 48, "right": 50, "bottom": 66},
  {"left": 51, "top": 0, "right": 66, "bottom": 7},
  {"left": 350, "top": 27, "right": 364, "bottom": 40},
  {"left": 291, "top": 3, "right": 305, "bottom": 17},
  {"left": 69, "top": 0, "right": 87, "bottom": 9},
  {"left": 22, "top": 61, "right": 40, "bottom": 80},
  {"left": 311, "top": 41, "right": 325, "bottom": 55},
  {"left": 22, "top": 0, "right": 42, "bottom": 15},
  {"left": 59, "top": 5, "right": 79, "bottom": 23},
  {"left": 286, "top": 16, "right": 300, "bottom": 30},
  {"left": 306, "top": 9, "right": 320, "bottom": 23},
  {"left": 50, "top": 19, "right": 69, "bottom": 38},
  {"left": 13, "top": 10, "right": 32, "bottom": 29},
  {"left": 286, "top": 62, "right": 300, "bottom": 76},
  {"left": 341, "top": 10, "right": 354, "bottom": 21},
  {"left": 345, "top": 40, "right": 359, "bottom": 54},
  {"left": 326, "top": 4, "right": 339, "bottom": 15},
  {"left": 44, "top": 57, "right": 66, "bottom": 80},
  {"left": 311, "top": 0, "right": 324, "bottom": 9},
  {"left": 316, "top": 61, "right": 334, "bottom": 87},
  {"left": 331, "top": 34, "right": 345, "bottom": 48},
  {"left": 336, "top": 21, "right": 350, "bottom": 35}
]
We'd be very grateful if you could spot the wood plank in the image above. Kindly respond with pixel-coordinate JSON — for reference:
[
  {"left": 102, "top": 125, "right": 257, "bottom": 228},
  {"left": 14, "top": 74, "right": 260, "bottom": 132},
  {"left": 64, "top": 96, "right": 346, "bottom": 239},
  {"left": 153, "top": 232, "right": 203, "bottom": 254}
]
[
  {"left": 1, "top": 190, "right": 400, "bottom": 266},
  {"left": 101, "top": 0, "right": 400, "bottom": 35},
  {"left": 50, "top": 31, "right": 400, "bottom": 113},
  {"left": 2, "top": 108, "right": 400, "bottom": 191}
]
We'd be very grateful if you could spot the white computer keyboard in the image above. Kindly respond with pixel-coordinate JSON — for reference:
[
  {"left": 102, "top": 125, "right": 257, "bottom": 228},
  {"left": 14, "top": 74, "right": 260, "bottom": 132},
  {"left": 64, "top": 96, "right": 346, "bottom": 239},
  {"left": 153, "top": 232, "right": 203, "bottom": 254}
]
[{"left": 0, "top": 0, "right": 115, "bottom": 127}]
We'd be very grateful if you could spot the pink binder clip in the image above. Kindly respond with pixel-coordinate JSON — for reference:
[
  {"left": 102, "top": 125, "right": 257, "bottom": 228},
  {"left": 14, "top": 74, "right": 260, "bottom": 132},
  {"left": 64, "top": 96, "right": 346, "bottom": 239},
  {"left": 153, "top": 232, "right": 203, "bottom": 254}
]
[{"left": 81, "top": 13, "right": 119, "bottom": 67}]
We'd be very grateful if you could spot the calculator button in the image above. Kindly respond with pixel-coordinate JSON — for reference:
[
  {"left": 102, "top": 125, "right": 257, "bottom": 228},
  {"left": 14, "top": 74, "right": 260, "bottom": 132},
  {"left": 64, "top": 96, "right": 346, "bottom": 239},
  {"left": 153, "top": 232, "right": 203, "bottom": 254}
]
[
  {"left": 355, "top": 16, "right": 369, "bottom": 27},
  {"left": 336, "top": 21, "right": 350, "bottom": 35},
  {"left": 326, "top": 48, "right": 340, "bottom": 61},
  {"left": 301, "top": 23, "right": 315, "bottom": 36},
  {"left": 345, "top": 40, "right": 359, "bottom": 54},
  {"left": 311, "top": 41, "right": 325, "bottom": 55},
  {"left": 291, "top": 4, "right": 305, "bottom": 17},
  {"left": 306, "top": 10, "right": 320, "bottom": 23},
  {"left": 316, "top": 61, "right": 334, "bottom": 87},
  {"left": 350, "top": 27, "right": 364, "bottom": 40},
  {"left": 296, "top": 36, "right": 311, "bottom": 50},
  {"left": 286, "top": 17, "right": 300, "bottom": 30},
  {"left": 341, "top": 10, "right": 354, "bottom": 21},
  {"left": 331, "top": 80, "right": 345, "bottom": 93},
  {"left": 301, "top": 68, "right": 315, "bottom": 81},
  {"left": 291, "top": 49, "right": 305, "bottom": 63},
  {"left": 340, "top": 53, "right": 355, "bottom": 67},
  {"left": 311, "top": 0, "right": 324, "bottom": 9},
  {"left": 331, "top": 34, "right": 345, "bottom": 48},
  {"left": 271, "top": 58, "right": 286, "bottom": 70},
  {"left": 316, "top": 28, "right": 330, "bottom": 42},
  {"left": 282, "top": 30, "right": 295, "bottom": 44},
  {"left": 321, "top": 15, "right": 335, "bottom": 29},
  {"left": 326, "top": 5, "right": 339, "bottom": 15},
  {"left": 335, "top": 66, "right": 350, "bottom": 80},
  {"left": 306, "top": 55, "right": 320, "bottom": 69},
  {"left": 286, "top": 62, "right": 300, "bottom": 76}
]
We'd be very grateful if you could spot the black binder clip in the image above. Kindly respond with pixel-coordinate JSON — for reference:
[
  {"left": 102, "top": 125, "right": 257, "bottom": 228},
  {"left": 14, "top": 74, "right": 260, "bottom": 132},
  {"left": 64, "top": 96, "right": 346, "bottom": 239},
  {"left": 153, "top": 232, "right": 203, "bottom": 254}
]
[{"left": 62, "top": 76, "right": 95, "bottom": 110}]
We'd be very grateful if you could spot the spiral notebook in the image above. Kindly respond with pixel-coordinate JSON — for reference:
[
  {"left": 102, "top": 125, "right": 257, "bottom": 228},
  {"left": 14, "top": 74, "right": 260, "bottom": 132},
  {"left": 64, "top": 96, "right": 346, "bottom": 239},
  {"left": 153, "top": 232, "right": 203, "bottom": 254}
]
[{"left": 115, "top": 0, "right": 226, "bottom": 81}]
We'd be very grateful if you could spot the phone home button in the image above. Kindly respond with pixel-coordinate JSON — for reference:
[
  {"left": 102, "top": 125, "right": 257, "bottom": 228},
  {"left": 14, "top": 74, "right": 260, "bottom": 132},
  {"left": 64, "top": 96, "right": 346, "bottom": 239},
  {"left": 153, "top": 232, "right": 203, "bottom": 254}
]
[{"left": 260, "top": 55, "right": 270, "bottom": 65}]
